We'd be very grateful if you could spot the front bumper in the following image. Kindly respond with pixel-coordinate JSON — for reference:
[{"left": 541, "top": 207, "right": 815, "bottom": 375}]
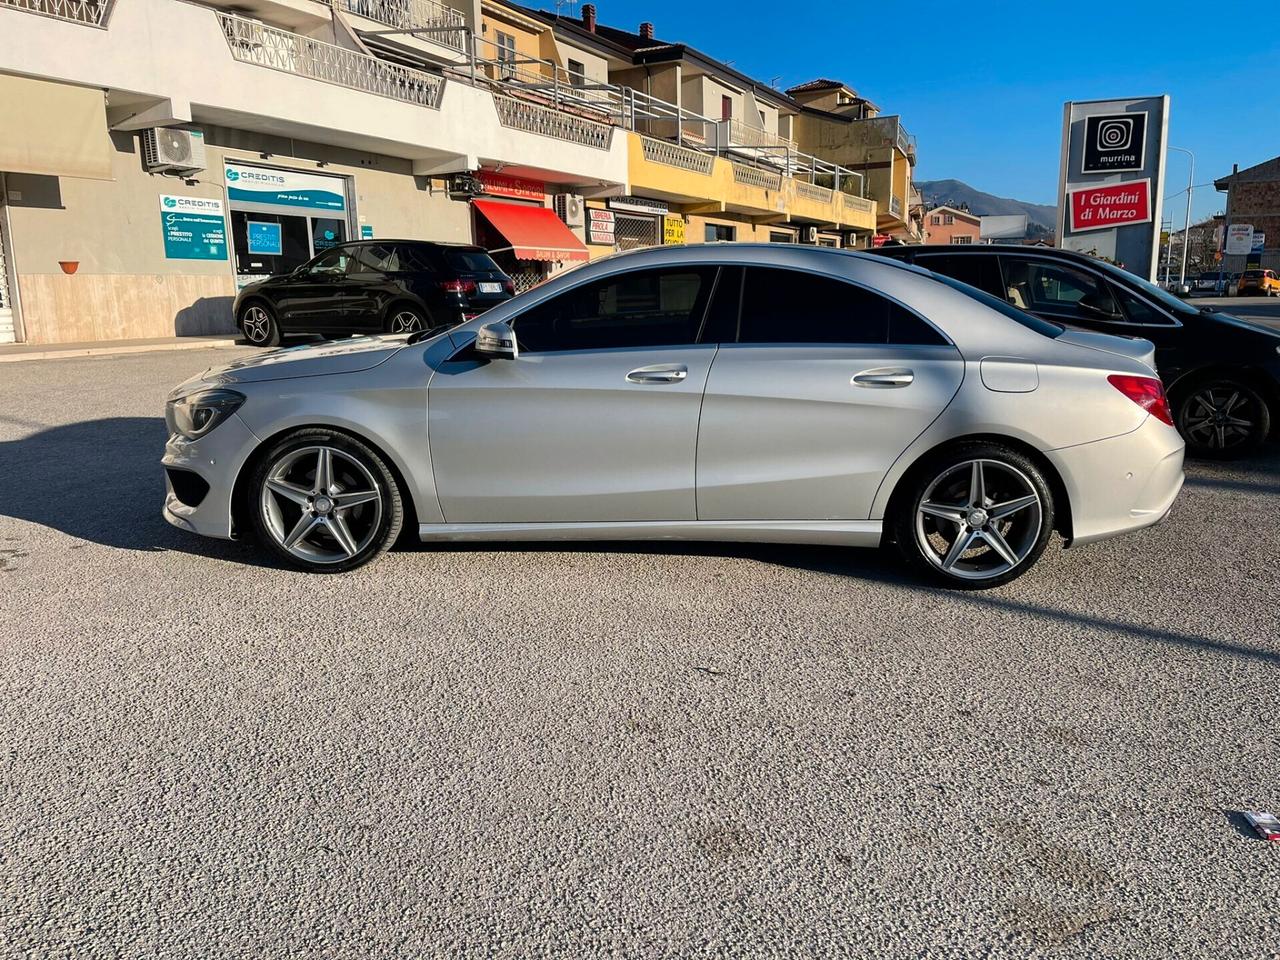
[
  {"left": 161, "top": 412, "right": 261, "bottom": 539},
  {"left": 1046, "top": 415, "right": 1185, "bottom": 548}
]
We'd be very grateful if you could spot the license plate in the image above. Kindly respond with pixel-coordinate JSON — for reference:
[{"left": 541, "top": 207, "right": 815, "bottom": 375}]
[{"left": 478, "top": 282, "right": 502, "bottom": 294}]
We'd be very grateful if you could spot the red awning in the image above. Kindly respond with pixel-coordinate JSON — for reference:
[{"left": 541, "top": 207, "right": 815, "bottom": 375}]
[{"left": 473, "top": 199, "right": 589, "bottom": 263}]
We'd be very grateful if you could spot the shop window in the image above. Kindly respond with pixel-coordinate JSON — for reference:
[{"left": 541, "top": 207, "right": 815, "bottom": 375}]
[{"left": 705, "top": 224, "right": 735, "bottom": 243}]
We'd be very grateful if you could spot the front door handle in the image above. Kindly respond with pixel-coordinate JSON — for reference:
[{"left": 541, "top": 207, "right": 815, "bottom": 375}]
[
  {"left": 852, "top": 367, "right": 914, "bottom": 388},
  {"left": 627, "top": 364, "right": 688, "bottom": 384}
]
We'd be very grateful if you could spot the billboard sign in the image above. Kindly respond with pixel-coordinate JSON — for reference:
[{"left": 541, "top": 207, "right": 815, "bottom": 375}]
[
  {"left": 224, "top": 162, "right": 346, "bottom": 212},
  {"left": 1081, "top": 113, "right": 1148, "bottom": 173},
  {"left": 1224, "top": 224, "right": 1254, "bottom": 255},
  {"left": 158, "top": 194, "right": 227, "bottom": 261},
  {"left": 1057, "top": 96, "right": 1169, "bottom": 281},
  {"left": 1067, "top": 180, "right": 1152, "bottom": 233}
]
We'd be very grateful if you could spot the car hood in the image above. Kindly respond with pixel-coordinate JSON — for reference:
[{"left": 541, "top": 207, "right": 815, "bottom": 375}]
[
  {"left": 1056, "top": 329, "right": 1156, "bottom": 371},
  {"left": 210, "top": 335, "right": 408, "bottom": 384}
]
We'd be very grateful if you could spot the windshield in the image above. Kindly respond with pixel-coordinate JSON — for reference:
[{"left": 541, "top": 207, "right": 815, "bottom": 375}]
[{"left": 933, "top": 274, "right": 1064, "bottom": 338}]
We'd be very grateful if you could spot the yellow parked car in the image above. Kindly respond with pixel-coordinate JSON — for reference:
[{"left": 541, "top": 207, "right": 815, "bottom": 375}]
[{"left": 1239, "top": 268, "right": 1280, "bottom": 296}]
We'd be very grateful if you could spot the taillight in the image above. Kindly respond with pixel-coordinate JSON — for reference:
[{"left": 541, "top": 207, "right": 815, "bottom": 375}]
[
  {"left": 1108, "top": 374, "right": 1174, "bottom": 426},
  {"left": 502, "top": 278, "right": 515, "bottom": 294},
  {"left": 439, "top": 279, "right": 477, "bottom": 295}
]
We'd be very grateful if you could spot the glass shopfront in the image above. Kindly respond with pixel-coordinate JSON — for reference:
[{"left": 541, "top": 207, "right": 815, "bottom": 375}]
[{"left": 224, "top": 161, "right": 353, "bottom": 288}]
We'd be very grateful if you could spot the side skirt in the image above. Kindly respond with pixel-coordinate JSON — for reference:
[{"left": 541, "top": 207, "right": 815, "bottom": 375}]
[{"left": 418, "top": 519, "right": 883, "bottom": 547}]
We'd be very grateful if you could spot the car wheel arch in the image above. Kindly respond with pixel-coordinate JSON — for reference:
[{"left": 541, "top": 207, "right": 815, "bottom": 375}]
[
  {"left": 230, "top": 423, "right": 420, "bottom": 542},
  {"left": 881, "top": 433, "right": 1074, "bottom": 545},
  {"left": 1167, "top": 364, "right": 1279, "bottom": 421}
]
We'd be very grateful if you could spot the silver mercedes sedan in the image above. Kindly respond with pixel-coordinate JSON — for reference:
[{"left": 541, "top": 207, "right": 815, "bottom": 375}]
[{"left": 162, "top": 244, "right": 1185, "bottom": 588}]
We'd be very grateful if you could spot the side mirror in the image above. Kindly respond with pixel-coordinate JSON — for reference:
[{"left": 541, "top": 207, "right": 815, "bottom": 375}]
[{"left": 474, "top": 320, "right": 518, "bottom": 359}]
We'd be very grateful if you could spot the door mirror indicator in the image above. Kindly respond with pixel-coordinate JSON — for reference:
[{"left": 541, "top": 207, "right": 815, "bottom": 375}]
[{"left": 475, "top": 321, "right": 518, "bottom": 359}]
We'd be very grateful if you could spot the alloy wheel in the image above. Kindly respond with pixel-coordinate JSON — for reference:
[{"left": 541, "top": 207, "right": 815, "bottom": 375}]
[
  {"left": 914, "top": 459, "right": 1043, "bottom": 582},
  {"left": 389, "top": 311, "right": 424, "bottom": 333},
  {"left": 1179, "top": 386, "right": 1260, "bottom": 452},
  {"left": 259, "top": 445, "right": 384, "bottom": 564},
  {"left": 242, "top": 306, "right": 272, "bottom": 345}
]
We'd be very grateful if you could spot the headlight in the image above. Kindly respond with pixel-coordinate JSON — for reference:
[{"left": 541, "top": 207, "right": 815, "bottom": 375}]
[{"left": 166, "top": 389, "right": 245, "bottom": 440}]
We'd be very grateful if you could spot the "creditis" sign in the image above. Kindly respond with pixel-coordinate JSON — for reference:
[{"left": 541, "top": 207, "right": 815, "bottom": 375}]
[{"left": 1067, "top": 179, "right": 1152, "bottom": 233}]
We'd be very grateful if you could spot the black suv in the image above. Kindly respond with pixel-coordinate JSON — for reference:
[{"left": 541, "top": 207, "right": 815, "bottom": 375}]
[
  {"left": 234, "top": 240, "right": 514, "bottom": 346},
  {"left": 874, "top": 244, "right": 1280, "bottom": 458}
]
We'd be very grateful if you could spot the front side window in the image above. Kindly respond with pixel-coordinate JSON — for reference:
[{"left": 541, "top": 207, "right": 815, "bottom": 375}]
[
  {"left": 305, "top": 247, "right": 352, "bottom": 276},
  {"left": 1112, "top": 285, "right": 1176, "bottom": 325},
  {"left": 511, "top": 267, "right": 716, "bottom": 352},
  {"left": 736, "top": 267, "right": 945, "bottom": 346},
  {"left": 1001, "top": 257, "right": 1121, "bottom": 321}
]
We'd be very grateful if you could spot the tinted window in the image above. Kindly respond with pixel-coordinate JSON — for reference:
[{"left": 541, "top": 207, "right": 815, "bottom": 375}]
[
  {"left": 738, "top": 267, "right": 945, "bottom": 346},
  {"left": 701, "top": 266, "right": 743, "bottom": 343},
  {"left": 304, "top": 247, "right": 353, "bottom": 276},
  {"left": 933, "top": 274, "right": 1064, "bottom": 338},
  {"left": 1113, "top": 286, "right": 1176, "bottom": 325},
  {"left": 512, "top": 267, "right": 716, "bottom": 352},
  {"left": 349, "top": 243, "right": 399, "bottom": 273},
  {"left": 444, "top": 248, "right": 503, "bottom": 274},
  {"left": 915, "top": 253, "right": 1005, "bottom": 297},
  {"left": 1001, "top": 257, "right": 1121, "bottom": 321}
]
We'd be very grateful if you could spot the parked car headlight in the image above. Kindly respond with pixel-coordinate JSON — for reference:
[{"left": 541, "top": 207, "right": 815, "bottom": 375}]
[{"left": 166, "top": 389, "right": 245, "bottom": 440}]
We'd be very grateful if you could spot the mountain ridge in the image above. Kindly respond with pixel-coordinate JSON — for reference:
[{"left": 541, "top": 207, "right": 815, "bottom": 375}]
[{"left": 917, "top": 179, "right": 1057, "bottom": 231}]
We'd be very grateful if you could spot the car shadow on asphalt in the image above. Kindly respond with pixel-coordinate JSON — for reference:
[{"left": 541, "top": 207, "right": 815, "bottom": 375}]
[
  {"left": 0, "top": 415, "right": 280, "bottom": 569},
  {"left": 1180, "top": 445, "right": 1280, "bottom": 496}
]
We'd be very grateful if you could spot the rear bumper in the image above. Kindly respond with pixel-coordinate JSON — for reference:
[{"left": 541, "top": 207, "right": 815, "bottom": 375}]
[
  {"left": 160, "top": 413, "right": 261, "bottom": 540},
  {"left": 1046, "top": 416, "right": 1185, "bottom": 548}
]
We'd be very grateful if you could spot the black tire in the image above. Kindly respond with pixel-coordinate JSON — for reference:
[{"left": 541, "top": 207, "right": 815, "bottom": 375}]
[
  {"left": 890, "top": 441, "right": 1055, "bottom": 590},
  {"left": 239, "top": 301, "right": 280, "bottom": 347},
  {"left": 384, "top": 305, "right": 429, "bottom": 335},
  {"left": 1174, "top": 379, "right": 1271, "bottom": 460},
  {"left": 249, "top": 428, "right": 403, "bottom": 573}
]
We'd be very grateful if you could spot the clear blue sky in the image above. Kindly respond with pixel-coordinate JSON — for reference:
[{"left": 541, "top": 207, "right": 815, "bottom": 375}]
[{"left": 549, "top": 0, "right": 1278, "bottom": 226}]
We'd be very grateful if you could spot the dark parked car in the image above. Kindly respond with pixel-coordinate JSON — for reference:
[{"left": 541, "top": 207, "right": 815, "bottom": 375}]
[
  {"left": 874, "top": 244, "right": 1280, "bottom": 457},
  {"left": 234, "top": 240, "right": 514, "bottom": 346}
]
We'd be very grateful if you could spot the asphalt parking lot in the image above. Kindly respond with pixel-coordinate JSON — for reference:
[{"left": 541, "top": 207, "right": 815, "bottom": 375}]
[{"left": 1, "top": 344, "right": 1278, "bottom": 959}]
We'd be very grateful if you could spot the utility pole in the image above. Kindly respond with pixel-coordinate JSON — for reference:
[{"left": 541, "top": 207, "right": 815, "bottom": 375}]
[{"left": 1168, "top": 146, "right": 1195, "bottom": 285}]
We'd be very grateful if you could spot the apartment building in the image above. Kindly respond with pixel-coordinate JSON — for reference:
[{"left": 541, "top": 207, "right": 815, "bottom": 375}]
[
  {"left": 783, "top": 79, "right": 922, "bottom": 244},
  {"left": 0, "top": 0, "right": 886, "bottom": 345},
  {"left": 1214, "top": 157, "right": 1280, "bottom": 273},
  {"left": 923, "top": 206, "right": 981, "bottom": 245}
]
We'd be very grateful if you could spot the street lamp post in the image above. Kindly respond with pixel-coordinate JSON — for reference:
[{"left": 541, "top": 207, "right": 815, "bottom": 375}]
[{"left": 1168, "top": 146, "right": 1195, "bottom": 286}]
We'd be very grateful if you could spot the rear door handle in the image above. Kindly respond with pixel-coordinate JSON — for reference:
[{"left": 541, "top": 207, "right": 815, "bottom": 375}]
[
  {"left": 852, "top": 367, "right": 914, "bottom": 388},
  {"left": 627, "top": 364, "right": 688, "bottom": 384}
]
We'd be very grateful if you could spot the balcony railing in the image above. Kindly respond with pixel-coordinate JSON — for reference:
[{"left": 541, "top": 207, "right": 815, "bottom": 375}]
[
  {"left": 492, "top": 95, "right": 613, "bottom": 150},
  {"left": 332, "top": 0, "right": 466, "bottom": 52},
  {"left": 794, "top": 180, "right": 834, "bottom": 204},
  {"left": 0, "top": 0, "right": 112, "bottom": 27},
  {"left": 219, "top": 12, "right": 444, "bottom": 107},
  {"left": 714, "top": 118, "right": 795, "bottom": 153},
  {"left": 641, "top": 136, "right": 714, "bottom": 175},
  {"left": 730, "top": 161, "right": 782, "bottom": 191},
  {"left": 845, "top": 194, "right": 874, "bottom": 214}
]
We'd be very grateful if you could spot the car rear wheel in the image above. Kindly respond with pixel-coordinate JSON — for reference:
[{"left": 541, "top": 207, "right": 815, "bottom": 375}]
[
  {"left": 239, "top": 302, "right": 280, "bottom": 347},
  {"left": 892, "top": 443, "right": 1054, "bottom": 589},
  {"left": 250, "top": 429, "right": 403, "bottom": 573},
  {"left": 386, "top": 307, "right": 428, "bottom": 334},
  {"left": 1175, "top": 380, "right": 1270, "bottom": 459}
]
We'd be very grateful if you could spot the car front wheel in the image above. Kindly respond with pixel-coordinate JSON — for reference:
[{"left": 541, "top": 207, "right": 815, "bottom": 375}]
[
  {"left": 892, "top": 443, "right": 1054, "bottom": 589},
  {"left": 250, "top": 429, "right": 403, "bottom": 572},
  {"left": 386, "top": 307, "right": 428, "bottom": 334},
  {"left": 1175, "top": 380, "right": 1270, "bottom": 459}
]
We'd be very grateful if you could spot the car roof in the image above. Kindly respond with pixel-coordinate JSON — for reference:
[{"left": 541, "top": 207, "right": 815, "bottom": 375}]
[{"left": 332, "top": 239, "right": 488, "bottom": 251}]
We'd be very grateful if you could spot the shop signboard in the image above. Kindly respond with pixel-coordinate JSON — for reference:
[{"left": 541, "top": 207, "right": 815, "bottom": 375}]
[
  {"left": 224, "top": 162, "right": 346, "bottom": 212},
  {"left": 1057, "top": 96, "right": 1169, "bottom": 281},
  {"left": 588, "top": 207, "right": 615, "bottom": 246},
  {"left": 663, "top": 216, "right": 686, "bottom": 245},
  {"left": 1224, "top": 224, "right": 1254, "bottom": 256},
  {"left": 247, "top": 221, "right": 283, "bottom": 255},
  {"left": 159, "top": 194, "right": 227, "bottom": 261},
  {"left": 609, "top": 196, "right": 669, "bottom": 216},
  {"left": 1066, "top": 180, "right": 1152, "bottom": 233},
  {"left": 476, "top": 171, "right": 544, "bottom": 202},
  {"left": 360, "top": 224, "right": 374, "bottom": 239}
]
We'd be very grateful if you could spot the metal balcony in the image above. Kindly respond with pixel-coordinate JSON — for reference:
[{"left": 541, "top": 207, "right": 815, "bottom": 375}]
[
  {"left": 492, "top": 94, "right": 613, "bottom": 150},
  {"left": 0, "top": 0, "right": 112, "bottom": 27},
  {"left": 332, "top": 0, "right": 466, "bottom": 52},
  {"left": 219, "top": 12, "right": 444, "bottom": 107}
]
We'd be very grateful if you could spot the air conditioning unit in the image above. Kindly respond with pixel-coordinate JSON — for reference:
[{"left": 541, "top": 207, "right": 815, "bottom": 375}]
[
  {"left": 142, "top": 128, "right": 207, "bottom": 174},
  {"left": 802, "top": 226, "right": 819, "bottom": 244},
  {"left": 555, "top": 193, "right": 585, "bottom": 228}
]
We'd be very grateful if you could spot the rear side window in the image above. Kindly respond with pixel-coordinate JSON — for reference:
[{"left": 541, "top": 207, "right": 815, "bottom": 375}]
[
  {"left": 350, "top": 243, "right": 400, "bottom": 273},
  {"left": 915, "top": 253, "right": 1005, "bottom": 298},
  {"left": 934, "top": 274, "right": 1064, "bottom": 338},
  {"left": 737, "top": 267, "right": 946, "bottom": 346}
]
